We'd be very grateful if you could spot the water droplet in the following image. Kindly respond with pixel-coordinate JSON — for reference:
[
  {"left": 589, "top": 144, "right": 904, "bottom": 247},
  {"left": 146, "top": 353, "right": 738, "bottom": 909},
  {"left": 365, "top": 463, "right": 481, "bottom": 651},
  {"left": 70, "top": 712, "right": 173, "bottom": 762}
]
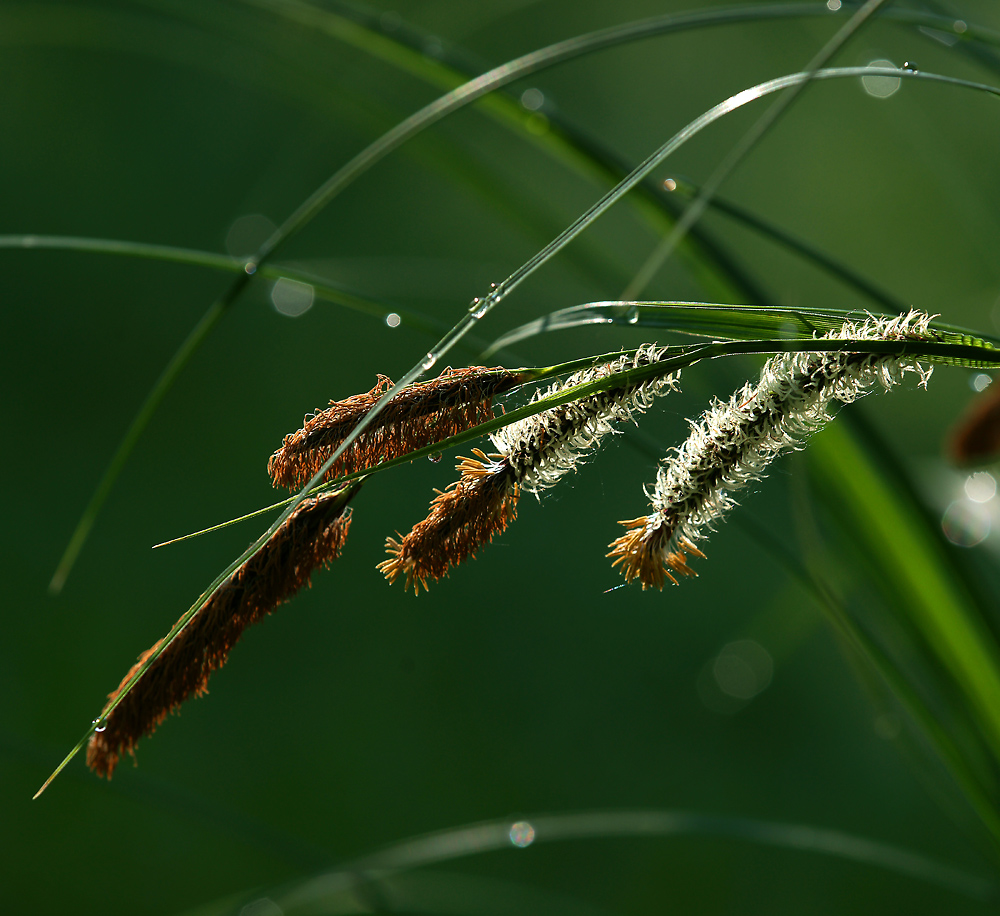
[
  {"left": 428, "top": 452, "right": 442, "bottom": 463},
  {"left": 509, "top": 821, "right": 535, "bottom": 848},
  {"left": 244, "top": 260, "right": 258, "bottom": 275},
  {"left": 469, "top": 297, "right": 488, "bottom": 319},
  {"left": 421, "top": 353, "right": 437, "bottom": 372},
  {"left": 902, "top": 61, "right": 917, "bottom": 72},
  {"left": 385, "top": 312, "right": 401, "bottom": 328},
  {"left": 662, "top": 177, "right": 677, "bottom": 192},
  {"left": 92, "top": 718, "right": 107, "bottom": 733},
  {"left": 625, "top": 305, "right": 640, "bottom": 325}
]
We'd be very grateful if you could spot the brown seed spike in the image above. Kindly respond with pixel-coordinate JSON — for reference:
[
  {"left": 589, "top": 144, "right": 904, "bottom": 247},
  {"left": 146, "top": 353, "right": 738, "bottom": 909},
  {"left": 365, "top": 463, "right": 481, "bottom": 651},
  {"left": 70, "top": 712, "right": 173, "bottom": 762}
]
[
  {"left": 268, "top": 367, "right": 522, "bottom": 489},
  {"left": 378, "top": 450, "right": 519, "bottom": 593},
  {"left": 86, "top": 485, "right": 359, "bottom": 779}
]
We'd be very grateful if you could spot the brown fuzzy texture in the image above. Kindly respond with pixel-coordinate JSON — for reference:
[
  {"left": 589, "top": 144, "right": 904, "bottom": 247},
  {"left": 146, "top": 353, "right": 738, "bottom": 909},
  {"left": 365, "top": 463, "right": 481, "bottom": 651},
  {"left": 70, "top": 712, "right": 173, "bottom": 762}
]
[
  {"left": 949, "top": 383, "right": 1000, "bottom": 467},
  {"left": 377, "top": 450, "right": 519, "bottom": 593},
  {"left": 607, "top": 520, "right": 705, "bottom": 590},
  {"left": 268, "top": 367, "right": 521, "bottom": 489},
  {"left": 87, "top": 488, "right": 357, "bottom": 778}
]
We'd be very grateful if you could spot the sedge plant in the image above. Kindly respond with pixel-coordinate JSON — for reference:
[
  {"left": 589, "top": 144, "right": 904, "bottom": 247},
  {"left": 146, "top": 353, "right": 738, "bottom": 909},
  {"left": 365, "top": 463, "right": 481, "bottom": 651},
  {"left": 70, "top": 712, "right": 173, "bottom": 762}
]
[{"left": 14, "top": 1, "right": 1000, "bottom": 913}]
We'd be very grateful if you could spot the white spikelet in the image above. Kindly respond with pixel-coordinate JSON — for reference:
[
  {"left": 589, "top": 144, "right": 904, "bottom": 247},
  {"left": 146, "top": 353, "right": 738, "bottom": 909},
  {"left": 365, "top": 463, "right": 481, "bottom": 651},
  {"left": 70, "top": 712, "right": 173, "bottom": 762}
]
[
  {"left": 491, "top": 343, "right": 679, "bottom": 495},
  {"left": 609, "top": 310, "right": 936, "bottom": 589}
]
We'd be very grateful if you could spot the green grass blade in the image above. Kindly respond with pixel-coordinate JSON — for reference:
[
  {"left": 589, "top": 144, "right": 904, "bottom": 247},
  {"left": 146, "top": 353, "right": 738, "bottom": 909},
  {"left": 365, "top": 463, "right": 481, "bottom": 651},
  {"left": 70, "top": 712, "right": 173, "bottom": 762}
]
[
  {"left": 273, "top": 810, "right": 995, "bottom": 908},
  {"left": 0, "top": 234, "right": 467, "bottom": 343},
  {"left": 622, "top": 0, "right": 889, "bottom": 299},
  {"left": 807, "top": 421, "right": 1000, "bottom": 775},
  {"left": 483, "top": 301, "right": 1000, "bottom": 355},
  {"left": 47, "top": 296, "right": 229, "bottom": 594},
  {"left": 666, "top": 177, "right": 911, "bottom": 313},
  {"left": 46, "top": 4, "right": 806, "bottom": 592}
]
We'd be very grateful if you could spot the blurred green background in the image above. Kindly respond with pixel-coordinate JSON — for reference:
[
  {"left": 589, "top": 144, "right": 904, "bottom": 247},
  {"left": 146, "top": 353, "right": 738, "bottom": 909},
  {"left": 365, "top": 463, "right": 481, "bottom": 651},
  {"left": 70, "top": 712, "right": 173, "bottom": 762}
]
[{"left": 4, "top": 0, "right": 1000, "bottom": 912}]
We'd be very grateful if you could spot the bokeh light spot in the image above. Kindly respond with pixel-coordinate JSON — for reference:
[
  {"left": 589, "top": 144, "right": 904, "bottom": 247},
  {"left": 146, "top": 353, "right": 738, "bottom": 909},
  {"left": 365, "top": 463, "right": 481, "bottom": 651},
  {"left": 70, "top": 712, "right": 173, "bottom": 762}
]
[
  {"left": 713, "top": 640, "right": 773, "bottom": 700},
  {"left": 862, "top": 60, "right": 901, "bottom": 99},
  {"left": 385, "top": 312, "right": 401, "bottom": 328},
  {"left": 509, "top": 821, "right": 535, "bottom": 848},
  {"left": 972, "top": 373, "right": 993, "bottom": 392},
  {"left": 271, "top": 277, "right": 315, "bottom": 318},
  {"left": 942, "top": 500, "right": 991, "bottom": 547},
  {"left": 520, "top": 88, "right": 545, "bottom": 111},
  {"left": 964, "top": 471, "right": 996, "bottom": 504},
  {"left": 826, "top": 0, "right": 841, "bottom": 9}
]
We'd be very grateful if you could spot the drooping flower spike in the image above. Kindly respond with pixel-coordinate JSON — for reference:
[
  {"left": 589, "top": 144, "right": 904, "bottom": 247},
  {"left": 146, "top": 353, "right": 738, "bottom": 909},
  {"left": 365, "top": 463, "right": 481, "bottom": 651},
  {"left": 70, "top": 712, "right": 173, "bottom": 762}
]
[
  {"left": 269, "top": 366, "right": 522, "bottom": 489},
  {"left": 609, "top": 311, "right": 937, "bottom": 589},
  {"left": 87, "top": 485, "right": 359, "bottom": 778},
  {"left": 380, "top": 345, "right": 680, "bottom": 592}
]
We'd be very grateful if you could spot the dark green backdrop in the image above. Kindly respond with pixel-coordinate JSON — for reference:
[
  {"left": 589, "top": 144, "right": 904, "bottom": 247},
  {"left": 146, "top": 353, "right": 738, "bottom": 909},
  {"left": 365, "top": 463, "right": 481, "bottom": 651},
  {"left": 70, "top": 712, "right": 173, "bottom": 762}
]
[{"left": 4, "top": 1, "right": 1000, "bottom": 913}]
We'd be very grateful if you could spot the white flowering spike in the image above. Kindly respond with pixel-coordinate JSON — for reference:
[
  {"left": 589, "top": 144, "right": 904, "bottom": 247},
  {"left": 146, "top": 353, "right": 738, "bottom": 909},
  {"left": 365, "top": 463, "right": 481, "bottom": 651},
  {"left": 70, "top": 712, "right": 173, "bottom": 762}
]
[
  {"left": 381, "top": 345, "right": 679, "bottom": 591},
  {"left": 609, "top": 311, "right": 937, "bottom": 589},
  {"left": 492, "top": 343, "right": 679, "bottom": 495}
]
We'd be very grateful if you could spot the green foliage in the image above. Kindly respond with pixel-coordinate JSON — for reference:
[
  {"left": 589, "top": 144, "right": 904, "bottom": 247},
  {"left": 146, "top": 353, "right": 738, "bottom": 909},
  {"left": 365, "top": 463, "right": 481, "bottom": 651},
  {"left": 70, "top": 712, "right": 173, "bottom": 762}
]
[{"left": 7, "top": 1, "right": 1000, "bottom": 913}]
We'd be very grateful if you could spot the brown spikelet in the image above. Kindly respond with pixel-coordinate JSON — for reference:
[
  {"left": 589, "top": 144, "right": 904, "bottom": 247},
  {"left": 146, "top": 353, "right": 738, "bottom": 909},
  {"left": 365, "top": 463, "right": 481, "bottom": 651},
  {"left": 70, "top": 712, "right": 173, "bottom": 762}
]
[
  {"left": 86, "top": 486, "right": 358, "bottom": 778},
  {"left": 607, "top": 518, "right": 704, "bottom": 590},
  {"left": 949, "top": 382, "right": 1000, "bottom": 467},
  {"left": 377, "top": 449, "right": 518, "bottom": 593},
  {"left": 268, "top": 367, "right": 521, "bottom": 489}
]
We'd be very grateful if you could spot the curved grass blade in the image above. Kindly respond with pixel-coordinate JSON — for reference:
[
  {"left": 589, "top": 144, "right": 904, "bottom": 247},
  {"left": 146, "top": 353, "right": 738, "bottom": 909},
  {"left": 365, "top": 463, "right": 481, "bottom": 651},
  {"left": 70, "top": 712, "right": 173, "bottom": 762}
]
[
  {"left": 47, "top": 3, "right": 811, "bottom": 593},
  {"left": 806, "top": 419, "right": 1000, "bottom": 785},
  {"left": 0, "top": 234, "right": 469, "bottom": 346},
  {"left": 622, "top": 0, "right": 889, "bottom": 299},
  {"left": 39, "top": 64, "right": 1000, "bottom": 791},
  {"left": 665, "top": 176, "right": 911, "bottom": 313},
  {"left": 484, "top": 301, "right": 1000, "bottom": 356},
  {"left": 272, "top": 810, "right": 995, "bottom": 910},
  {"left": 45, "top": 0, "right": 1000, "bottom": 591}
]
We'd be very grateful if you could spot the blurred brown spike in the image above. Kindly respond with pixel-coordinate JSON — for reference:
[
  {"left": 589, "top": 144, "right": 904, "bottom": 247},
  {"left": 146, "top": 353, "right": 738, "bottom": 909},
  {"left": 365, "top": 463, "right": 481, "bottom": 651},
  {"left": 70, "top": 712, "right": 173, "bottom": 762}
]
[
  {"left": 268, "top": 367, "right": 521, "bottom": 489},
  {"left": 949, "top": 381, "right": 1000, "bottom": 467},
  {"left": 378, "top": 451, "right": 519, "bottom": 593},
  {"left": 86, "top": 485, "right": 359, "bottom": 778}
]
